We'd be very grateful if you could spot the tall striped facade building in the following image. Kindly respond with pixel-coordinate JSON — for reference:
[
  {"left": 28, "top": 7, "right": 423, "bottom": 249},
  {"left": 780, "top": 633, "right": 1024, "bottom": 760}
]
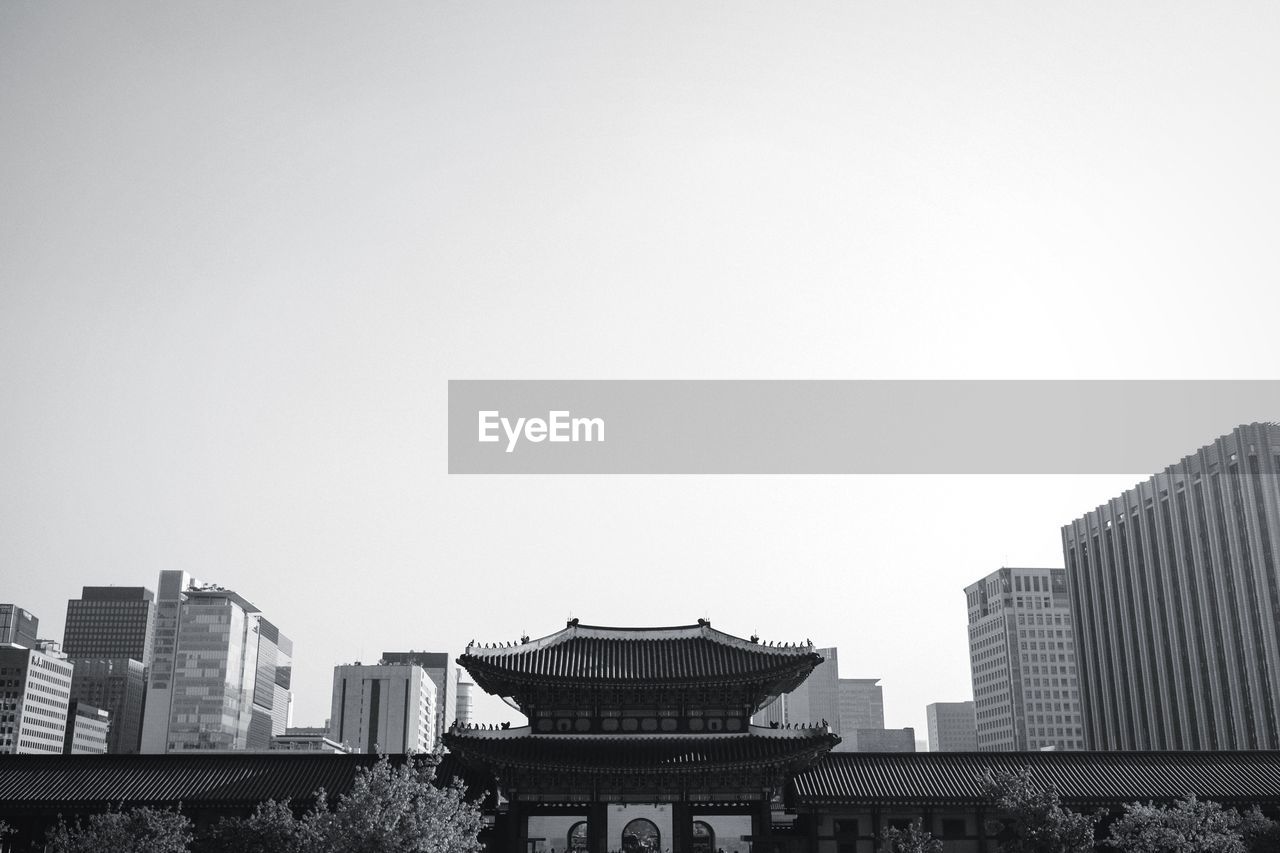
[{"left": 1063, "top": 422, "right": 1280, "bottom": 750}]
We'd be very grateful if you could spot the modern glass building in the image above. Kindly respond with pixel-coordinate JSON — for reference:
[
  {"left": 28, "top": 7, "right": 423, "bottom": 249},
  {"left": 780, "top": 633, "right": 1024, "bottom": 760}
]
[{"left": 140, "top": 571, "right": 292, "bottom": 752}]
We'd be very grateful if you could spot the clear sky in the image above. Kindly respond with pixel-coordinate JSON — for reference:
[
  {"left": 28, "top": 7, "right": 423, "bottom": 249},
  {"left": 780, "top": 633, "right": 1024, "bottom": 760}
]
[{"left": 2, "top": 2, "right": 1278, "bottom": 736}]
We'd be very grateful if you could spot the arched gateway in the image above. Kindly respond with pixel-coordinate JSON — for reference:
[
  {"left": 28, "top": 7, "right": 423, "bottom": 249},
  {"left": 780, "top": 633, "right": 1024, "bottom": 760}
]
[{"left": 444, "top": 620, "right": 839, "bottom": 853}]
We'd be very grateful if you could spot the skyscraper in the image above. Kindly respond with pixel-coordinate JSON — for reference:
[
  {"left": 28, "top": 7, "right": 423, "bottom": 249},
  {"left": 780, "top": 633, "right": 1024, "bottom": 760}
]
[
  {"left": 140, "top": 571, "right": 292, "bottom": 752},
  {"left": 965, "top": 567, "right": 1084, "bottom": 751},
  {"left": 926, "top": 701, "right": 978, "bottom": 751},
  {"left": 0, "top": 604, "right": 39, "bottom": 649},
  {"left": 0, "top": 643, "right": 74, "bottom": 754},
  {"left": 379, "top": 651, "right": 456, "bottom": 750},
  {"left": 62, "top": 586, "right": 155, "bottom": 753},
  {"left": 837, "top": 677, "right": 885, "bottom": 732},
  {"left": 1063, "top": 422, "right": 1280, "bottom": 750},
  {"left": 63, "top": 587, "right": 155, "bottom": 662},
  {"left": 329, "top": 661, "right": 437, "bottom": 753}
]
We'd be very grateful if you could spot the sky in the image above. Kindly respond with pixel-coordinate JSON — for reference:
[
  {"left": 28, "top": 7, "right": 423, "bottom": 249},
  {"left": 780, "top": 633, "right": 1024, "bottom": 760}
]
[{"left": 2, "top": 2, "right": 1279, "bottom": 737}]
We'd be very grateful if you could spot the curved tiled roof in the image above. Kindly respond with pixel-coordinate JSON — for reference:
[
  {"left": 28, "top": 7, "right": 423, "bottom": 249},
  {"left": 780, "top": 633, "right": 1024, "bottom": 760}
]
[
  {"left": 790, "top": 751, "right": 1280, "bottom": 807},
  {"left": 0, "top": 753, "right": 478, "bottom": 810},
  {"left": 445, "top": 725, "right": 839, "bottom": 773},
  {"left": 459, "top": 620, "right": 821, "bottom": 689}
]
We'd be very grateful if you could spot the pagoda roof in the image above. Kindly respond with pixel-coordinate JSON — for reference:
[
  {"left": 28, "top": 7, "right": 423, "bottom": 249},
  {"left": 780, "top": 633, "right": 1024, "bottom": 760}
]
[
  {"left": 459, "top": 619, "right": 821, "bottom": 692},
  {"left": 444, "top": 724, "right": 839, "bottom": 774}
]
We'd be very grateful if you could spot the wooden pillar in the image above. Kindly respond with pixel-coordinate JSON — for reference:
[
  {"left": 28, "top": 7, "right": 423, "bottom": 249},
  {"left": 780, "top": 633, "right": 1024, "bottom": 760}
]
[
  {"left": 589, "top": 802, "right": 609, "bottom": 853},
  {"left": 976, "top": 807, "right": 987, "bottom": 853},
  {"left": 806, "top": 811, "right": 821, "bottom": 853},
  {"left": 870, "top": 807, "right": 882, "bottom": 853},
  {"left": 753, "top": 799, "right": 773, "bottom": 853},
  {"left": 514, "top": 803, "right": 529, "bottom": 853},
  {"left": 672, "top": 801, "right": 690, "bottom": 853}
]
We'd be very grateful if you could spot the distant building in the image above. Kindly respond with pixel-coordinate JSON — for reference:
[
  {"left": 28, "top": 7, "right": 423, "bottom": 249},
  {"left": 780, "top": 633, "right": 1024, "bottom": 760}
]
[
  {"left": 63, "top": 586, "right": 155, "bottom": 662},
  {"left": 329, "top": 662, "right": 437, "bottom": 753},
  {"left": 927, "top": 701, "right": 978, "bottom": 751},
  {"left": 63, "top": 701, "right": 110, "bottom": 754},
  {"left": 756, "top": 647, "right": 839, "bottom": 730},
  {"left": 66, "top": 658, "right": 147, "bottom": 754},
  {"left": 837, "top": 678, "right": 885, "bottom": 732},
  {"left": 0, "top": 605, "right": 39, "bottom": 649},
  {"left": 62, "top": 586, "right": 155, "bottom": 754},
  {"left": 846, "top": 727, "right": 916, "bottom": 752},
  {"left": 271, "top": 726, "right": 351, "bottom": 753},
  {"left": 455, "top": 672, "right": 475, "bottom": 728},
  {"left": 756, "top": 655, "right": 901, "bottom": 753},
  {"left": 965, "top": 567, "right": 1084, "bottom": 751},
  {"left": 379, "top": 651, "right": 456, "bottom": 749},
  {"left": 140, "top": 571, "right": 293, "bottom": 752},
  {"left": 0, "top": 644, "right": 74, "bottom": 754},
  {"left": 1063, "top": 423, "right": 1280, "bottom": 750}
]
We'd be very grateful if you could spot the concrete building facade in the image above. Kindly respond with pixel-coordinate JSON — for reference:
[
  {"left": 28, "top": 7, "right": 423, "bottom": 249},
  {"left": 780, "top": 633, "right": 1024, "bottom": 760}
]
[
  {"left": 1063, "top": 422, "right": 1280, "bottom": 750},
  {"left": 965, "top": 567, "right": 1084, "bottom": 751},
  {"left": 63, "top": 701, "right": 110, "bottom": 754},
  {"left": 844, "top": 727, "right": 916, "bottom": 752},
  {"left": 0, "top": 644, "right": 74, "bottom": 754},
  {"left": 379, "top": 651, "right": 456, "bottom": 750},
  {"left": 329, "top": 662, "right": 437, "bottom": 753},
  {"left": 926, "top": 701, "right": 977, "bottom": 751}
]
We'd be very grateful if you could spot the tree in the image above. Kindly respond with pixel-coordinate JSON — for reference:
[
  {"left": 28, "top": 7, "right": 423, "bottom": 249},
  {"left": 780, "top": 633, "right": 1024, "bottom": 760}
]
[
  {"left": 194, "top": 755, "right": 484, "bottom": 853},
  {"left": 1105, "top": 795, "right": 1247, "bottom": 853},
  {"left": 980, "top": 768, "right": 1102, "bottom": 853},
  {"left": 194, "top": 799, "right": 321, "bottom": 853},
  {"left": 46, "top": 806, "right": 193, "bottom": 853},
  {"left": 880, "top": 819, "right": 943, "bottom": 853},
  {"left": 1240, "top": 808, "right": 1280, "bottom": 853},
  {"left": 307, "top": 755, "right": 484, "bottom": 853}
]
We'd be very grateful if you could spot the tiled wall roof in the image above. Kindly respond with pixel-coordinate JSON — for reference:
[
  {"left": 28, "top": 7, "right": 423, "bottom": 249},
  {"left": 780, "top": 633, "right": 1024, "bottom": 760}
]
[{"left": 790, "top": 751, "right": 1280, "bottom": 806}]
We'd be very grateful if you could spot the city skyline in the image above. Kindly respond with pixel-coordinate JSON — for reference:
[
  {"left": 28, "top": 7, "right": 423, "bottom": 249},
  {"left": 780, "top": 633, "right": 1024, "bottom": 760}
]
[{"left": 3, "top": 1, "right": 1279, "bottom": 740}]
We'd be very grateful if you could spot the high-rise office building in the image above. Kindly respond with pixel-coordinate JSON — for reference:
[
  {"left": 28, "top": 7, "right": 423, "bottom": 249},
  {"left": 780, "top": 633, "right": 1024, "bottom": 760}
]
[
  {"left": 837, "top": 678, "right": 885, "bottom": 732},
  {"left": 965, "top": 567, "right": 1084, "bottom": 751},
  {"left": 379, "top": 651, "right": 456, "bottom": 749},
  {"left": 140, "top": 572, "right": 292, "bottom": 752},
  {"left": 0, "top": 605, "right": 39, "bottom": 649},
  {"left": 63, "top": 701, "right": 111, "bottom": 754},
  {"left": 63, "top": 587, "right": 155, "bottom": 661},
  {"left": 1063, "top": 422, "right": 1280, "bottom": 750},
  {"left": 66, "top": 658, "right": 146, "bottom": 754},
  {"left": 926, "top": 701, "right": 978, "bottom": 751},
  {"left": 329, "top": 661, "right": 437, "bottom": 753},
  {"left": 0, "top": 644, "right": 74, "bottom": 754},
  {"left": 62, "top": 586, "right": 155, "bottom": 753}
]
